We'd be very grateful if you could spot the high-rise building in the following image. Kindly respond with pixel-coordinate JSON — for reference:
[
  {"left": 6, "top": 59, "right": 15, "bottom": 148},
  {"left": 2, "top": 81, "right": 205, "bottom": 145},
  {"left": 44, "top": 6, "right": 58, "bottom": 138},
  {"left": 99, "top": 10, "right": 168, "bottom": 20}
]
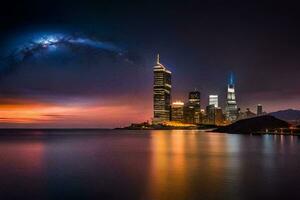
[
  {"left": 171, "top": 101, "right": 184, "bottom": 122},
  {"left": 226, "top": 73, "right": 238, "bottom": 122},
  {"left": 184, "top": 105, "right": 196, "bottom": 124},
  {"left": 209, "top": 95, "right": 218, "bottom": 108},
  {"left": 214, "top": 107, "right": 224, "bottom": 125},
  {"left": 153, "top": 54, "right": 172, "bottom": 124},
  {"left": 257, "top": 104, "right": 263, "bottom": 116},
  {"left": 205, "top": 105, "right": 224, "bottom": 125},
  {"left": 206, "top": 104, "right": 216, "bottom": 125},
  {"left": 184, "top": 90, "right": 201, "bottom": 124},
  {"left": 189, "top": 90, "right": 201, "bottom": 106}
]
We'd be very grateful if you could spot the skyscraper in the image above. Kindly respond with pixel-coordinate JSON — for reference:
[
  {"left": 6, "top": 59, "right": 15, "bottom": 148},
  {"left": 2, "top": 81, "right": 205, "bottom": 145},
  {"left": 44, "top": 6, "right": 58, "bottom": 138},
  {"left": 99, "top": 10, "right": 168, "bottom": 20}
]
[
  {"left": 209, "top": 95, "right": 218, "bottom": 108},
  {"left": 226, "top": 73, "right": 238, "bottom": 122},
  {"left": 189, "top": 90, "right": 201, "bottom": 106},
  {"left": 205, "top": 105, "right": 224, "bottom": 125},
  {"left": 257, "top": 104, "right": 263, "bottom": 116},
  {"left": 171, "top": 101, "right": 184, "bottom": 122},
  {"left": 184, "top": 90, "right": 201, "bottom": 124},
  {"left": 153, "top": 54, "right": 172, "bottom": 124}
]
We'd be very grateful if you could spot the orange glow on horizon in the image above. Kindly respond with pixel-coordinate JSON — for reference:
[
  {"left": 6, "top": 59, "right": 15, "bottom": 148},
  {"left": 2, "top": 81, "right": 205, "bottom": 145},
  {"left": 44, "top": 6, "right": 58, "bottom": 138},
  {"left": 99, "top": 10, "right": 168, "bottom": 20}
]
[
  {"left": 0, "top": 103, "right": 82, "bottom": 123},
  {"left": 0, "top": 98, "right": 151, "bottom": 127}
]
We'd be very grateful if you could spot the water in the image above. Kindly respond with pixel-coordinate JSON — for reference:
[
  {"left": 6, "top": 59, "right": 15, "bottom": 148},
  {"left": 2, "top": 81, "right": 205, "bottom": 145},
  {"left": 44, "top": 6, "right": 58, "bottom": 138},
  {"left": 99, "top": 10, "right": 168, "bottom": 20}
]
[{"left": 0, "top": 130, "right": 300, "bottom": 200}]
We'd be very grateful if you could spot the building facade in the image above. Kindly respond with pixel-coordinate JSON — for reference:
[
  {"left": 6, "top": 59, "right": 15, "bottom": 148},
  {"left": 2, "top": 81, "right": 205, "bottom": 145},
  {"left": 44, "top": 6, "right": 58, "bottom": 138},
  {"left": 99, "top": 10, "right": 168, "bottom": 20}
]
[
  {"left": 209, "top": 95, "right": 218, "bottom": 108},
  {"left": 214, "top": 107, "right": 224, "bottom": 125},
  {"left": 153, "top": 54, "right": 172, "bottom": 124},
  {"left": 184, "top": 90, "right": 201, "bottom": 124},
  {"left": 205, "top": 105, "right": 224, "bottom": 125},
  {"left": 226, "top": 73, "right": 238, "bottom": 122},
  {"left": 171, "top": 101, "right": 184, "bottom": 122}
]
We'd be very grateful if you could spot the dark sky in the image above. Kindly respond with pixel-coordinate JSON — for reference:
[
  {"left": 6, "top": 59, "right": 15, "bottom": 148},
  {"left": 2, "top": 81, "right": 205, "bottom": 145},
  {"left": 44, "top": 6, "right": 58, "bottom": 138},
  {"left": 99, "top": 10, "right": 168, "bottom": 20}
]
[{"left": 0, "top": 0, "right": 300, "bottom": 127}]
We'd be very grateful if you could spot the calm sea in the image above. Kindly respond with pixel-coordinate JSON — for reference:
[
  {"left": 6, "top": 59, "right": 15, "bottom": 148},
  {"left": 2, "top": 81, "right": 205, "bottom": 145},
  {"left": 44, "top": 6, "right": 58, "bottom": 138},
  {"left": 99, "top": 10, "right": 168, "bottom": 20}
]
[{"left": 0, "top": 130, "right": 300, "bottom": 200}]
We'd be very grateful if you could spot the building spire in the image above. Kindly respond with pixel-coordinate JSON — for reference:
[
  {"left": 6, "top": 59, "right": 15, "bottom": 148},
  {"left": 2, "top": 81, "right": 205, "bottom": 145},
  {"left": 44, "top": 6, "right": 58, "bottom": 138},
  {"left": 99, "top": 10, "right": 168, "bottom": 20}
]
[
  {"left": 229, "top": 72, "right": 234, "bottom": 85},
  {"left": 156, "top": 53, "right": 160, "bottom": 64}
]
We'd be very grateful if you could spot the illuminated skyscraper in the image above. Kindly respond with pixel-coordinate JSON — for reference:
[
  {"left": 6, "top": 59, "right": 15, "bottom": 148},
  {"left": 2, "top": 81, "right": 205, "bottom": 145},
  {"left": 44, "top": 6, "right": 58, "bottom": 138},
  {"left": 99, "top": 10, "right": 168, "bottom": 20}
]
[
  {"left": 189, "top": 90, "right": 201, "bottom": 106},
  {"left": 226, "top": 73, "right": 238, "bottom": 122},
  {"left": 171, "top": 101, "right": 184, "bottom": 122},
  {"left": 209, "top": 95, "right": 218, "bottom": 108},
  {"left": 153, "top": 54, "right": 172, "bottom": 124},
  {"left": 205, "top": 105, "right": 224, "bottom": 125},
  {"left": 184, "top": 90, "right": 201, "bottom": 124}
]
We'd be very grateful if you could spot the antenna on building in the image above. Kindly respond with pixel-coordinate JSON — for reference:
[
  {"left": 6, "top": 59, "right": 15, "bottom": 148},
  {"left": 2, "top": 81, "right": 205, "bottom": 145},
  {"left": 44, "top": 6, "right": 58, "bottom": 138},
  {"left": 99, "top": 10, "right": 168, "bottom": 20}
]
[
  {"left": 157, "top": 53, "right": 160, "bottom": 64},
  {"left": 229, "top": 72, "right": 234, "bottom": 85}
]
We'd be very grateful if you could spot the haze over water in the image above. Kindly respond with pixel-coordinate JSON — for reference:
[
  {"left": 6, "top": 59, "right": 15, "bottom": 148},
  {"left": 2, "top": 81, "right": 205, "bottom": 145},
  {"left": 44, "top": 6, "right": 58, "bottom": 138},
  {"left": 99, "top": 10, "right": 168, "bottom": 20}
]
[{"left": 0, "top": 130, "right": 299, "bottom": 200}]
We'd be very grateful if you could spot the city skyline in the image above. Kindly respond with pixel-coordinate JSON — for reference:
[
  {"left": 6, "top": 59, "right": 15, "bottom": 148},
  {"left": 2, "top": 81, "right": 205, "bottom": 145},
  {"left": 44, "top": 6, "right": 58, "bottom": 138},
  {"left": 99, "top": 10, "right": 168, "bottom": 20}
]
[
  {"left": 0, "top": 50, "right": 297, "bottom": 128},
  {"left": 1, "top": 1, "right": 300, "bottom": 128},
  {"left": 153, "top": 55, "right": 266, "bottom": 126}
]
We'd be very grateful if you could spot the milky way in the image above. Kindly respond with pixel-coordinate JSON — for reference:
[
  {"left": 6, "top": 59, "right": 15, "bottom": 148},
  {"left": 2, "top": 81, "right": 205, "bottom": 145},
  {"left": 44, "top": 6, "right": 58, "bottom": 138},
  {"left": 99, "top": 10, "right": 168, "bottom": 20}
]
[
  {"left": 0, "top": 33, "right": 126, "bottom": 74},
  {"left": 0, "top": 31, "right": 144, "bottom": 100}
]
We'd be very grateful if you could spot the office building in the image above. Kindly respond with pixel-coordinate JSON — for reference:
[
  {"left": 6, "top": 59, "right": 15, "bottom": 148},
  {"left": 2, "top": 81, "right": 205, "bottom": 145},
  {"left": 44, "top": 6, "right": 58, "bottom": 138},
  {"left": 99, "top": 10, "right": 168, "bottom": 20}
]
[
  {"left": 205, "top": 105, "right": 224, "bottom": 125},
  {"left": 206, "top": 104, "right": 216, "bottom": 125},
  {"left": 214, "top": 107, "right": 224, "bottom": 125},
  {"left": 171, "top": 101, "right": 184, "bottom": 122},
  {"left": 184, "top": 105, "right": 196, "bottom": 124},
  {"left": 189, "top": 90, "right": 201, "bottom": 106},
  {"left": 209, "top": 95, "right": 218, "bottom": 108},
  {"left": 184, "top": 90, "right": 201, "bottom": 124},
  {"left": 153, "top": 54, "right": 172, "bottom": 124},
  {"left": 189, "top": 90, "right": 201, "bottom": 123},
  {"left": 225, "top": 73, "right": 238, "bottom": 122}
]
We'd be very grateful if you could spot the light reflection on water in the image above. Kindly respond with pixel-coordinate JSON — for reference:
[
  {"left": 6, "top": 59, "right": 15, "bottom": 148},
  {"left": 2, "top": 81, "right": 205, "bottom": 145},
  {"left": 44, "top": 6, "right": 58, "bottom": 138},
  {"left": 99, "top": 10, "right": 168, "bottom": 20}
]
[
  {"left": 0, "top": 130, "right": 299, "bottom": 200},
  {"left": 153, "top": 132, "right": 236, "bottom": 199}
]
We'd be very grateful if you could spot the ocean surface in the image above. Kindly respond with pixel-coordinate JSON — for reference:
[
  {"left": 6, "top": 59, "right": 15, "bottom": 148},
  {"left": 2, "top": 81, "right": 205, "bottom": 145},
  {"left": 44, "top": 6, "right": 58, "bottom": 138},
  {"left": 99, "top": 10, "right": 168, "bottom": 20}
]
[{"left": 0, "top": 129, "right": 300, "bottom": 200}]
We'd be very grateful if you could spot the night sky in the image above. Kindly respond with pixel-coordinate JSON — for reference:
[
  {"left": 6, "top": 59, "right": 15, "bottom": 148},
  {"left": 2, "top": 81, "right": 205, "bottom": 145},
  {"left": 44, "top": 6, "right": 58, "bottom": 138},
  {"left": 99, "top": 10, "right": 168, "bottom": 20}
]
[{"left": 0, "top": 0, "right": 300, "bottom": 128}]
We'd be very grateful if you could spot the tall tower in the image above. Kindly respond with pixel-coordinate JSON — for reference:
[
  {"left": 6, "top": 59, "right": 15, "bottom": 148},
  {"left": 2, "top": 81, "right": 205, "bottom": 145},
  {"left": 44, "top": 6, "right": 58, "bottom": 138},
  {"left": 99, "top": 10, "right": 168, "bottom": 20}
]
[
  {"left": 184, "top": 90, "right": 201, "bottom": 124},
  {"left": 226, "top": 73, "right": 238, "bottom": 122},
  {"left": 153, "top": 54, "right": 172, "bottom": 124}
]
